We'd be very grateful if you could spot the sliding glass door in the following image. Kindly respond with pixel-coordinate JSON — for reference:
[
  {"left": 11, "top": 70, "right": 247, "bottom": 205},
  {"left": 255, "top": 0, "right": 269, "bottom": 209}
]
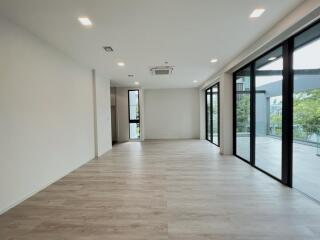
[
  {"left": 212, "top": 84, "right": 219, "bottom": 145},
  {"left": 205, "top": 83, "right": 220, "bottom": 146},
  {"left": 234, "top": 67, "right": 251, "bottom": 161},
  {"left": 293, "top": 22, "right": 320, "bottom": 200},
  {"left": 254, "top": 46, "right": 283, "bottom": 179},
  {"left": 206, "top": 88, "right": 212, "bottom": 142},
  {"left": 233, "top": 19, "right": 320, "bottom": 201}
]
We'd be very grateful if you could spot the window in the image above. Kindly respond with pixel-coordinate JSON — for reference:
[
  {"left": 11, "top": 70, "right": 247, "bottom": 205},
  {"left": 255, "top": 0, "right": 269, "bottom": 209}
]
[
  {"left": 233, "top": 19, "right": 320, "bottom": 201},
  {"left": 205, "top": 83, "right": 220, "bottom": 146},
  {"left": 293, "top": 22, "right": 320, "bottom": 200},
  {"left": 255, "top": 46, "right": 283, "bottom": 179},
  {"left": 206, "top": 88, "right": 212, "bottom": 142},
  {"left": 128, "top": 90, "right": 140, "bottom": 140},
  {"left": 234, "top": 67, "right": 251, "bottom": 161},
  {"left": 212, "top": 84, "right": 219, "bottom": 145}
]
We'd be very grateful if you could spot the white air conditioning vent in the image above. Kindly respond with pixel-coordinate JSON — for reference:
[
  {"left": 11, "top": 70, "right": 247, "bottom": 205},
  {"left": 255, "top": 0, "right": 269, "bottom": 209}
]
[{"left": 150, "top": 66, "right": 174, "bottom": 75}]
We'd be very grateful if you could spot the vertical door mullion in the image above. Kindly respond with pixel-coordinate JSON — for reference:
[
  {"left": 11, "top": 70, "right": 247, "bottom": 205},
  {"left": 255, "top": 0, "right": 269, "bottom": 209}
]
[
  {"left": 282, "top": 39, "right": 294, "bottom": 187},
  {"left": 250, "top": 63, "right": 256, "bottom": 166},
  {"left": 205, "top": 89, "right": 208, "bottom": 140},
  {"left": 233, "top": 75, "right": 236, "bottom": 155},
  {"left": 217, "top": 83, "right": 220, "bottom": 146},
  {"left": 210, "top": 87, "right": 214, "bottom": 143}
]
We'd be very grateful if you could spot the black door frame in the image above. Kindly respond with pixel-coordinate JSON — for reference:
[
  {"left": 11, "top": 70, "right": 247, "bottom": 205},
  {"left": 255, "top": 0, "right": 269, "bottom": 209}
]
[
  {"left": 232, "top": 64, "right": 251, "bottom": 164},
  {"left": 205, "top": 82, "right": 220, "bottom": 147},
  {"left": 232, "top": 18, "right": 320, "bottom": 187}
]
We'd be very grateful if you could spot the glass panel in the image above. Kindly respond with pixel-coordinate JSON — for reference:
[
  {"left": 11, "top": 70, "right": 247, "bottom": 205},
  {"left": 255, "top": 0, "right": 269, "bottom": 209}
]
[
  {"left": 129, "top": 123, "right": 140, "bottom": 139},
  {"left": 129, "top": 106, "right": 138, "bottom": 120},
  {"left": 235, "top": 67, "right": 251, "bottom": 161},
  {"left": 129, "top": 91, "right": 139, "bottom": 121},
  {"left": 206, "top": 88, "right": 212, "bottom": 141},
  {"left": 212, "top": 84, "right": 219, "bottom": 145},
  {"left": 129, "top": 91, "right": 139, "bottom": 105},
  {"left": 254, "top": 46, "right": 283, "bottom": 179},
  {"left": 293, "top": 22, "right": 320, "bottom": 200},
  {"left": 128, "top": 90, "right": 140, "bottom": 139}
]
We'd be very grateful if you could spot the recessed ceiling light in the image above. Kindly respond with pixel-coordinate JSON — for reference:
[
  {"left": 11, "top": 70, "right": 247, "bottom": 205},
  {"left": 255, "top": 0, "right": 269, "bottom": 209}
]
[
  {"left": 134, "top": 81, "right": 140, "bottom": 85},
  {"left": 250, "top": 8, "right": 265, "bottom": 18},
  {"left": 210, "top": 59, "right": 218, "bottom": 63},
  {"left": 78, "top": 17, "right": 93, "bottom": 26},
  {"left": 268, "top": 57, "right": 276, "bottom": 61},
  {"left": 193, "top": 80, "right": 198, "bottom": 83},
  {"left": 117, "top": 62, "right": 125, "bottom": 67}
]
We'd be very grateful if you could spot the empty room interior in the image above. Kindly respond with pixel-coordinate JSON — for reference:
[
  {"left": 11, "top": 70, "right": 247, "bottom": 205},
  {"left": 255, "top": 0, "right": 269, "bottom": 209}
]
[{"left": 1, "top": 0, "right": 320, "bottom": 239}]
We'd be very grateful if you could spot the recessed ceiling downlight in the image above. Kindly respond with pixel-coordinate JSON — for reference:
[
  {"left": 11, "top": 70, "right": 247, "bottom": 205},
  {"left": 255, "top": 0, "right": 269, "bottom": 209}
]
[
  {"left": 78, "top": 17, "right": 93, "bottom": 26},
  {"left": 134, "top": 81, "right": 140, "bottom": 85},
  {"left": 210, "top": 59, "right": 218, "bottom": 63},
  {"left": 117, "top": 62, "right": 125, "bottom": 67},
  {"left": 193, "top": 80, "right": 198, "bottom": 83},
  {"left": 250, "top": 8, "right": 265, "bottom": 18}
]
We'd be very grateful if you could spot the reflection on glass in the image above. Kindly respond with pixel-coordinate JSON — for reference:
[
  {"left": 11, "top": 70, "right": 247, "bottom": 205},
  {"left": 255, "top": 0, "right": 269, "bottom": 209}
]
[
  {"left": 129, "top": 106, "right": 138, "bottom": 120},
  {"left": 129, "top": 91, "right": 139, "bottom": 121},
  {"left": 212, "top": 85, "right": 219, "bottom": 145},
  {"left": 128, "top": 90, "right": 140, "bottom": 139},
  {"left": 293, "top": 22, "right": 320, "bottom": 200},
  {"left": 235, "top": 67, "right": 251, "bottom": 161},
  {"left": 129, "top": 123, "right": 140, "bottom": 139},
  {"left": 255, "top": 46, "right": 283, "bottom": 178}
]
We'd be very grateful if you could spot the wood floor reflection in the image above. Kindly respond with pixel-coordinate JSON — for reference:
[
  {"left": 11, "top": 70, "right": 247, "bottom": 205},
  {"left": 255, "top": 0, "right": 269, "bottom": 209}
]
[{"left": 1, "top": 140, "right": 320, "bottom": 239}]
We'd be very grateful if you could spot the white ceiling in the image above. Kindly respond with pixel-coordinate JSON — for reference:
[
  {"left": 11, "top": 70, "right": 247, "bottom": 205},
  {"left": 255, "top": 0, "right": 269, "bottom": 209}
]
[{"left": 0, "top": 0, "right": 304, "bottom": 89}]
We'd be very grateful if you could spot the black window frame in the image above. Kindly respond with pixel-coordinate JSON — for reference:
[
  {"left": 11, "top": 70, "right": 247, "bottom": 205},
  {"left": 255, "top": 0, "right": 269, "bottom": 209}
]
[
  {"left": 233, "top": 65, "right": 252, "bottom": 164},
  {"left": 205, "top": 82, "right": 220, "bottom": 147},
  {"left": 232, "top": 18, "right": 320, "bottom": 187},
  {"left": 205, "top": 88, "right": 211, "bottom": 141},
  {"left": 128, "top": 89, "right": 140, "bottom": 140}
]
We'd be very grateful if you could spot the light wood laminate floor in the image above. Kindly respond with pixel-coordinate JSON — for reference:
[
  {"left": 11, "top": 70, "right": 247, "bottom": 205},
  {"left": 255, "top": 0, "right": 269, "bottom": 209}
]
[{"left": 1, "top": 140, "right": 320, "bottom": 239}]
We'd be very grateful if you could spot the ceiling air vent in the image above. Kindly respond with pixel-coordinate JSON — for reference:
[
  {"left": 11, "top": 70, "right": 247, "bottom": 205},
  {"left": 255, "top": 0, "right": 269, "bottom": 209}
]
[
  {"left": 103, "top": 46, "right": 113, "bottom": 52},
  {"left": 150, "top": 66, "right": 174, "bottom": 75}
]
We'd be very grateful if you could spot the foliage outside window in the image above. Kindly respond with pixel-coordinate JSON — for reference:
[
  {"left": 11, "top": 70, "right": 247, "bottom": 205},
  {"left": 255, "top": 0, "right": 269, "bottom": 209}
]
[
  {"left": 269, "top": 89, "right": 320, "bottom": 143},
  {"left": 236, "top": 94, "right": 250, "bottom": 133}
]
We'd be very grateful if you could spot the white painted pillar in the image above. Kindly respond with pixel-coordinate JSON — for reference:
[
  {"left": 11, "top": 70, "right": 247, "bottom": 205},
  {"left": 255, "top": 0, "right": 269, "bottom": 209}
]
[
  {"left": 139, "top": 89, "right": 145, "bottom": 141},
  {"left": 219, "top": 73, "right": 233, "bottom": 155},
  {"left": 199, "top": 89, "right": 206, "bottom": 140},
  {"left": 92, "top": 69, "right": 98, "bottom": 158}
]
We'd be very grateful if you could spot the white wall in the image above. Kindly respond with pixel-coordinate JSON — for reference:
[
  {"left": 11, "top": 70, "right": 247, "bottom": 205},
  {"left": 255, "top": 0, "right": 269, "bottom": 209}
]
[
  {"left": 199, "top": 89, "right": 206, "bottom": 140},
  {"left": 0, "top": 16, "right": 111, "bottom": 213},
  {"left": 116, "top": 88, "right": 130, "bottom": 142},
  {"left": 110, "top": 87, "right": 117, "bottom": 142},
  {"left": 144, "top": 88, "right": 200, "bottom": 139},
  {"left": 219, "top": 74, "right": 233, "bottom": 155},
  {"left": 95, "top": 74, "right": 112, "bottom": 156}
]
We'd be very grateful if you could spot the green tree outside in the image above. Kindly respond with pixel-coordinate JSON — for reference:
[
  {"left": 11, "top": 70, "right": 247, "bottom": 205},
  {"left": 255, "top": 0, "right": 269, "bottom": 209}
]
[
  {"left": 269, "top": 88, "right": 320, "bottom": 141},
  {"left": 236, "top": 94, "right": 250, "bottom": 132}
]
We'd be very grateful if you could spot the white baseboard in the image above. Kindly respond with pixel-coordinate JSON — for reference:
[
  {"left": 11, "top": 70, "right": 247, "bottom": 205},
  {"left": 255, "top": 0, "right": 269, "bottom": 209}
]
[{"left": 97, "top": 145, "right": 112, "bottom": 157}]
